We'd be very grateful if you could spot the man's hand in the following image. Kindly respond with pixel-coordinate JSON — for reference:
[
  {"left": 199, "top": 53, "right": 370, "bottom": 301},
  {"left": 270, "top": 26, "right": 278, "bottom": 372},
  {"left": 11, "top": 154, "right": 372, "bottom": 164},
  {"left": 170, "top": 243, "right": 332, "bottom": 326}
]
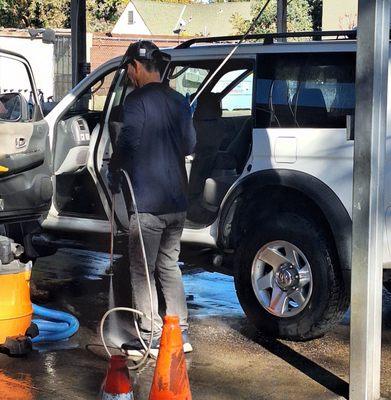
[{"left": 107, "top": 170, "right": 122, "bottom": 194}]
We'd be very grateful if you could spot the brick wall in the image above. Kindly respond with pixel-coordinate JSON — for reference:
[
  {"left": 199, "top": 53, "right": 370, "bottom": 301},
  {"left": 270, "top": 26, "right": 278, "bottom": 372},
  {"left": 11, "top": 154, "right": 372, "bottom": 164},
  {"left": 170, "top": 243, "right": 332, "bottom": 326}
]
[{"left": 91, "top": 34, "right": 189, "bottom": 71}]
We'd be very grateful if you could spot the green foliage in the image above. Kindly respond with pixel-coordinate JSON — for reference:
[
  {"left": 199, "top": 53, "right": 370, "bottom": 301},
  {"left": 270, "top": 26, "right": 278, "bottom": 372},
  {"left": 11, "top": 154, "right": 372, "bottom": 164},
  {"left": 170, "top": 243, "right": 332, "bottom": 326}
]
[
  {"left": 231, "top": 0, "right": 313, "bottom": 35},
  {"left": 87, "top": 0, "right": 127, "bottom": 31},
  {"left": 0, "top": 0, "right": 32, "bottom": 28},
  {"left": 0, "top": 0, "right": 126, "bottom": 31},
  {"left": 29, "top": 0, "right": 71, "bottom": 28}
]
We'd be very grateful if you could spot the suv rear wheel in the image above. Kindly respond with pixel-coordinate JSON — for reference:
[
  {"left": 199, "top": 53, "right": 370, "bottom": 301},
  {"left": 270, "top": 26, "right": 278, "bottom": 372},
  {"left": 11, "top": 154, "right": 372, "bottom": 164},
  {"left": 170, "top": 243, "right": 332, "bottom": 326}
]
[{"left": 234, "top": 212, "right": 348, "bottom": 341}]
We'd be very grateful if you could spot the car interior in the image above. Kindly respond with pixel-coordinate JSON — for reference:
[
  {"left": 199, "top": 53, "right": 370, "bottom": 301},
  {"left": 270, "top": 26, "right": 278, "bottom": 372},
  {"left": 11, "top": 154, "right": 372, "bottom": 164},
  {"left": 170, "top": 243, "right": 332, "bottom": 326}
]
[
  {"left": 168, "top": 59, "right": 254, "bottom": 227},
  {"left": 50, "top": 57, "right": 254, "bottom": 228},
  {"left": 52, "top": 70, "right": 118, "bottom": 220}
]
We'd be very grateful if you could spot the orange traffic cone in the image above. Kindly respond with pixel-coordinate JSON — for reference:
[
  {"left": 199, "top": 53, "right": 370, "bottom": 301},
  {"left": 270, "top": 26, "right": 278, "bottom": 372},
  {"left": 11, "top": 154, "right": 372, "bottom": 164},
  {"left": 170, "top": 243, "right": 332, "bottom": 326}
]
[
  {"left": 149, "top": 315, "right": 192, "bottom": 400},
  {"left": 101, "top": 355, "right": 134, "bottom": 399}
]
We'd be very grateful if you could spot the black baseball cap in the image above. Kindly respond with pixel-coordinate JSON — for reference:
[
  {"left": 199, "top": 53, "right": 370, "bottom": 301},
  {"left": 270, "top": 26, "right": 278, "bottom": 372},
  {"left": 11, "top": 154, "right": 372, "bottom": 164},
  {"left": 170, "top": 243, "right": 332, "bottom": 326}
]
[{"left": 122, "top": 40, "right": 171, "bottom": 67}]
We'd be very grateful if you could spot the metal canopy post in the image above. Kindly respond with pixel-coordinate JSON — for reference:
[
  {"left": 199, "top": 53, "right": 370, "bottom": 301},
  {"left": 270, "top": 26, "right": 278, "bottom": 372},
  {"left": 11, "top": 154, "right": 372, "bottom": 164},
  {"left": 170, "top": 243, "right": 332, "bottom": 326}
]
[
  {"left": 350, "top": 1, "right": 390, "bottom": 399},
  {"left": 277, "top": 0, "right": 287, "bottom": 41},
  {"left": 71, "top": 0, "right": 88, "bottom": 86}
]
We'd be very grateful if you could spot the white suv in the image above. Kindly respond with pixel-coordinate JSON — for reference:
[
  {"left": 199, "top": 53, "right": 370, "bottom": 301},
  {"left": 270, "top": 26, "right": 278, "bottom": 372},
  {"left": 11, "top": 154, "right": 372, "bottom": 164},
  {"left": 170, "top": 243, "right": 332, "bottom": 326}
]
[{"left": 1, "top": 32, "right": 390, "bottom": 341}]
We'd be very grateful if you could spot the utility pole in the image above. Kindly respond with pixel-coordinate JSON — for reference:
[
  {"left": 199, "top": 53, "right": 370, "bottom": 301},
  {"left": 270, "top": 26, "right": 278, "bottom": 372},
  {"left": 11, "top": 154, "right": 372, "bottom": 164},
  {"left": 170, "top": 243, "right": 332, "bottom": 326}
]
[
  {"left": 350, "top": 0, "right": 390, "bottom": 399},
  {"left": 71, "top": 0, "right": 89, "bottom": 86},
  {"left": 277, "top": 0, "right": 287, "bottom": 41}
]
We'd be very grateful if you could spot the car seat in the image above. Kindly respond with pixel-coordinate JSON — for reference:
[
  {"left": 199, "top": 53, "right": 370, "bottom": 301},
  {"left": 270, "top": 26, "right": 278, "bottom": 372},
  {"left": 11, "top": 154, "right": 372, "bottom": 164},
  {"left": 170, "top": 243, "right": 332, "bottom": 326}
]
[
  {"left": 201, "top": 117, "right": 252, "bottom": 212},
  {"left": 188, "top": 93, "right": 227, "bottom": 200},
  {"left": 293, "top": 87, "right": 328, "bottom": 128}
]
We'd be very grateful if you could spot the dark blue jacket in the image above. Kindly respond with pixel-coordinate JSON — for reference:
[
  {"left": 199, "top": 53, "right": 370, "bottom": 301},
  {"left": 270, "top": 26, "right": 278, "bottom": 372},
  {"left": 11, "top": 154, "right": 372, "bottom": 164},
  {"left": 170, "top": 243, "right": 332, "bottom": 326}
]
[{"left": 109, "top": 82, "right": 196, "bottom": 214}]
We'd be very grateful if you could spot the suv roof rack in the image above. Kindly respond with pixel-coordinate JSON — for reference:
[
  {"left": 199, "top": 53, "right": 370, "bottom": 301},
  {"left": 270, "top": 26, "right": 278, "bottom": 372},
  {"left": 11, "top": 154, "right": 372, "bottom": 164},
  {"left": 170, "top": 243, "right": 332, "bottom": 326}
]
[{"left": 176, "top": 30, "right": 357, "bottom": 49}]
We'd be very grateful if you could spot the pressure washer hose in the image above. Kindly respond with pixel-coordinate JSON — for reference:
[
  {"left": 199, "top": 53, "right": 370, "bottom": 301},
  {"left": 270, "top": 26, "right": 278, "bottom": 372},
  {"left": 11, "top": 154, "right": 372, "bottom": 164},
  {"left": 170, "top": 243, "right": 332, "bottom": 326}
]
[
  {"left": 100, "top": 169, "right": 158, "bottom": 370},
  {"left": 32, "top": 304, "right": 80, "bottom": 343}
]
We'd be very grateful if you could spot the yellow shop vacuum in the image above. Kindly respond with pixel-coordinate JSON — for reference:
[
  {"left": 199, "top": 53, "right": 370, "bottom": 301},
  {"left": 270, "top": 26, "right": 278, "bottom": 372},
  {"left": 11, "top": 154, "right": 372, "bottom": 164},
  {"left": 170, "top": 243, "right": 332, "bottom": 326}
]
[{"left": 0, "top": 236, "right": 37, "bottom": 356}]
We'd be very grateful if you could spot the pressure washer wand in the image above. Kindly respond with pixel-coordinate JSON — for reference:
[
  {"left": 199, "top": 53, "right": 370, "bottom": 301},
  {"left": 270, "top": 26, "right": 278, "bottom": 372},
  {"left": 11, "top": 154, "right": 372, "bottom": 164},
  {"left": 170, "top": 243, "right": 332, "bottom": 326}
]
[{"left": 190, "top": 0, "right": 272, "bottom": 107}]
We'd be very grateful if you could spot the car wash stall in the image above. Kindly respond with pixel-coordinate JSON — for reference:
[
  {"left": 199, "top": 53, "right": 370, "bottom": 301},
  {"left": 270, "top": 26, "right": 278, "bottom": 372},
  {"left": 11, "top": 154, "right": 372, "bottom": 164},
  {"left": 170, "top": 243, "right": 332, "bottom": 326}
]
[{"left": 0, "top": 0, "right": 390, "bottom": 399}]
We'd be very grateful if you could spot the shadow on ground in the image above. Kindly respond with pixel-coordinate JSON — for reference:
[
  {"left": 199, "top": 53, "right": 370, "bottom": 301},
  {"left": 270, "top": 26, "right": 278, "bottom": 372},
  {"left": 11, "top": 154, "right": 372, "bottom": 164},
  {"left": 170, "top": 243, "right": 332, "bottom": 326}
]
[{"left": 0, "top": 247, "right": 390, "bottom": 399}]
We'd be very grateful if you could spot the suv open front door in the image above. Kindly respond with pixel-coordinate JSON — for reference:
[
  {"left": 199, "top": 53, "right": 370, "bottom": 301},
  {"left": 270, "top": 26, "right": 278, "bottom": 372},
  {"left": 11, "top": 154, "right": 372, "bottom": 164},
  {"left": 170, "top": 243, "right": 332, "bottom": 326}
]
[
  {"left": 0, "top": 50, "right": 52, "bottom": 223},
  {"left": 87, "top": 68, "right": 130, "bottom": 234}
]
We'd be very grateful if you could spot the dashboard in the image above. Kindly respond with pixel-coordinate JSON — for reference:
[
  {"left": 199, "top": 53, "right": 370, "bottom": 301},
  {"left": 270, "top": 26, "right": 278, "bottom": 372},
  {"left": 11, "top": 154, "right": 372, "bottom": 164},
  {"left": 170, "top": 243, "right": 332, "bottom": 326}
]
[{"left": 54, "top": 116, "right": 92, "bottom": 175}]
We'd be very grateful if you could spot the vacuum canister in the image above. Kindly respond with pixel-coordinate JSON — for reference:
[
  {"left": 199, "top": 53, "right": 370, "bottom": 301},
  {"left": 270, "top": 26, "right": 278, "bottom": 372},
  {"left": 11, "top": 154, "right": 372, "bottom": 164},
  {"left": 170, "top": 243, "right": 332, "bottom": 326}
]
[{"left": 0, "top": 236, "right": 33, "bottom": 346}]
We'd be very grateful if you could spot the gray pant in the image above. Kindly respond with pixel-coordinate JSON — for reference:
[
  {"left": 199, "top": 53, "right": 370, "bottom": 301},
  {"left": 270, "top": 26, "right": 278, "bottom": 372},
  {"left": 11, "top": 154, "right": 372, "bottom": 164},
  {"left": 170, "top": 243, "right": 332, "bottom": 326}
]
[{"left": 129, "top": 212, "right": 188, "bottom": 339}]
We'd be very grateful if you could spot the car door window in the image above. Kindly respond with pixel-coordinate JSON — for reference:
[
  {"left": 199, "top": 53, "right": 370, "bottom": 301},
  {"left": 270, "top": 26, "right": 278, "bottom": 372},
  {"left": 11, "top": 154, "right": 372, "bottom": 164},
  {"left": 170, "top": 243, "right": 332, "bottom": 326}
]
[
  {"left": 71, "top": 69, "right": 117, "bottom": 112},
  {"left": 218, "top": 72, "right": 253, "bottom": 117},
  {"left": 212, "top": 70, "right": 247, "bottom": 92},
  {"left": 255, "top": 52, "right": 356, "bottom": 128},
  {"left": 169, "top": 66, "right": 209, "bottom": 97},
  {"left": 0, "top": 54, "right": 40, "bottom": 122}
]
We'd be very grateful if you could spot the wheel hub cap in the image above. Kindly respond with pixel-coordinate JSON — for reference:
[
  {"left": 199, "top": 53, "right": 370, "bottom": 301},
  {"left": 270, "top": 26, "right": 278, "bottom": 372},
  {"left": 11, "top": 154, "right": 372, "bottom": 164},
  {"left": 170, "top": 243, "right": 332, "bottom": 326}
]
[
  {"left": 275, "top": 263, "right": 300, "bottom": 291},
  {"left": 251, "top": 240, "right": 313, "bottom": 318}
]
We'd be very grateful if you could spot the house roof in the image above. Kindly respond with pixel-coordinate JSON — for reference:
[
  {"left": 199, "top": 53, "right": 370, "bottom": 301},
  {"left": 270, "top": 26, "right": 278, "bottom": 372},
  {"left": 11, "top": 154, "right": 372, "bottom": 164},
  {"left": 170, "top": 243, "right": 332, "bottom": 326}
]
[{"left": 131, "top": 0, "right": 253, "bottom": 36}]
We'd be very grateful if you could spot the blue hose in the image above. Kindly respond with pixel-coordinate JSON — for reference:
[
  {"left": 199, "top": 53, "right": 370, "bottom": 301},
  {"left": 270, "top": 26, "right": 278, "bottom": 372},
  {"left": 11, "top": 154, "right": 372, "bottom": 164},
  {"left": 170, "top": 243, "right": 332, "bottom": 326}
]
[{"left": 32, "top": 304, "right": 79, "bottom": 343}]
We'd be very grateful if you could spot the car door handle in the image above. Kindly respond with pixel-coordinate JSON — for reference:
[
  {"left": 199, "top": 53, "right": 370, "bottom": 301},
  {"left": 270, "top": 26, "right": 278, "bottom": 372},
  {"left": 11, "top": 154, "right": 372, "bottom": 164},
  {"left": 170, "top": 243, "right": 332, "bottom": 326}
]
[{"left": 15, "top": 137, "right": 27, "bottom": 149}]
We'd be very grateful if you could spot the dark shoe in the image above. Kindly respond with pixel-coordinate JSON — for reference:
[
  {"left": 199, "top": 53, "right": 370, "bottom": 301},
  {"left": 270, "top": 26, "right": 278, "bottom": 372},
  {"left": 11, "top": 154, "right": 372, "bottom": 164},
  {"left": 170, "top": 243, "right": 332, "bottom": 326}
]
[{"left": 121, "top": 337, "right": 159, "bottom": 358}]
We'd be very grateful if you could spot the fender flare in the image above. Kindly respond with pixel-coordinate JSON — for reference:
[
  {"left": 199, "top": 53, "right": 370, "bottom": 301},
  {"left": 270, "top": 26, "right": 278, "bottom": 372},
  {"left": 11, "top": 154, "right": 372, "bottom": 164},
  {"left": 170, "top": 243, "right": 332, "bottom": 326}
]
[{"left": 218, "top": 169, "right": 352, "bottom": 271}]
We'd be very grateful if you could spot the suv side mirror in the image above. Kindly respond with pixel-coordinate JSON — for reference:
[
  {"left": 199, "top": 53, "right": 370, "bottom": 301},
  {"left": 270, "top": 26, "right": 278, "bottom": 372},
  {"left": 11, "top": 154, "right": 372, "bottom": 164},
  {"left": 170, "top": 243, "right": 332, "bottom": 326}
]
[
  {"left": 346, "top": 114, "right": 355, "bottom": 141},
  {"left": 0, "top": 93, "right": 29, "bottom": 122}
]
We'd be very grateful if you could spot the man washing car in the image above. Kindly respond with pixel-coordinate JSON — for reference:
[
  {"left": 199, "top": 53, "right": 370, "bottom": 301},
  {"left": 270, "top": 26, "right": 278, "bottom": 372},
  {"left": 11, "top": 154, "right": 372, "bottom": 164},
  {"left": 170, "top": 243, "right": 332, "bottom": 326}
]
[{"left": 108, "top": 41, "right": 196, "bottom": 356}]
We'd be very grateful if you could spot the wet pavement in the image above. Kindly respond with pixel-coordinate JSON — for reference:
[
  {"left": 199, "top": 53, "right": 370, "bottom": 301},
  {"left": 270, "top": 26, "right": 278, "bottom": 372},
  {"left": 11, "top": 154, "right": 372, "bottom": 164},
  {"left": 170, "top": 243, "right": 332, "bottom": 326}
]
[{"left": 0, "top": 247, "right": 390, "bottom": 399}]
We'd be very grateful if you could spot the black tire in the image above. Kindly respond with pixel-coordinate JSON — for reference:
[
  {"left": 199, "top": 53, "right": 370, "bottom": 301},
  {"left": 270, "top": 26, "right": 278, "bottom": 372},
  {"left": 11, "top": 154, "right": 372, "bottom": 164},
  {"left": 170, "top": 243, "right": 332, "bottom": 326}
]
[{"left": 234, "top": 212, "right": 349, "bottom": 341}]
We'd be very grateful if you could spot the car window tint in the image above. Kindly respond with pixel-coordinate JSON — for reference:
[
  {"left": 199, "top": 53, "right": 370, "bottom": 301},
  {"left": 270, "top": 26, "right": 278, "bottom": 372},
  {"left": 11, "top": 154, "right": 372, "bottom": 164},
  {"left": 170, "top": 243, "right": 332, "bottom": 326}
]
[
  {"left": 212, "top": 70, "right": 247, "bottom": 93},
  {"left": 221, "top": 73, "right": 253, "bottom": 117},
  {"left": 255, "top": 52, "right": 356, "bottom": 128},
  {"left": 0, "top": 55, "right": 37, "bottom": 122},
  {"left": 169, "top": 66, "right": 209, "bottom": 97}
]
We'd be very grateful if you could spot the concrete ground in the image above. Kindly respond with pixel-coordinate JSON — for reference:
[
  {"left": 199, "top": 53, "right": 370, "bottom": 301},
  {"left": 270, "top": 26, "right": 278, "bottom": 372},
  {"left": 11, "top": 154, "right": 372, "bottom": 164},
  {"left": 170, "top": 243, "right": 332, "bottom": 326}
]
[{"left": 0, "top": 247, "right": 390, "bottom": 400}]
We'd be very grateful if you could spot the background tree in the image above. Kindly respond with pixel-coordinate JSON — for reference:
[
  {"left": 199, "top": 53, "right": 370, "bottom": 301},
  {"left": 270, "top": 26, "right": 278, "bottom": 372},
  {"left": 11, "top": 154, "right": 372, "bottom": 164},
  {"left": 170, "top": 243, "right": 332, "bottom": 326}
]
[
  {"left": 231, "top": 0, "right": 313, "bottom": 35},
  {"left": 0, "top": 0, "right": 33, "bottom": 28},
  {"left": 0, "top": 0, "right": 127, "bottom": 31},
  {"left": 87, "top": 0, "right": 127, "bottom": 31},
  {"left": 29, "top": 0, "right": 71, "bottom": 28}
]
